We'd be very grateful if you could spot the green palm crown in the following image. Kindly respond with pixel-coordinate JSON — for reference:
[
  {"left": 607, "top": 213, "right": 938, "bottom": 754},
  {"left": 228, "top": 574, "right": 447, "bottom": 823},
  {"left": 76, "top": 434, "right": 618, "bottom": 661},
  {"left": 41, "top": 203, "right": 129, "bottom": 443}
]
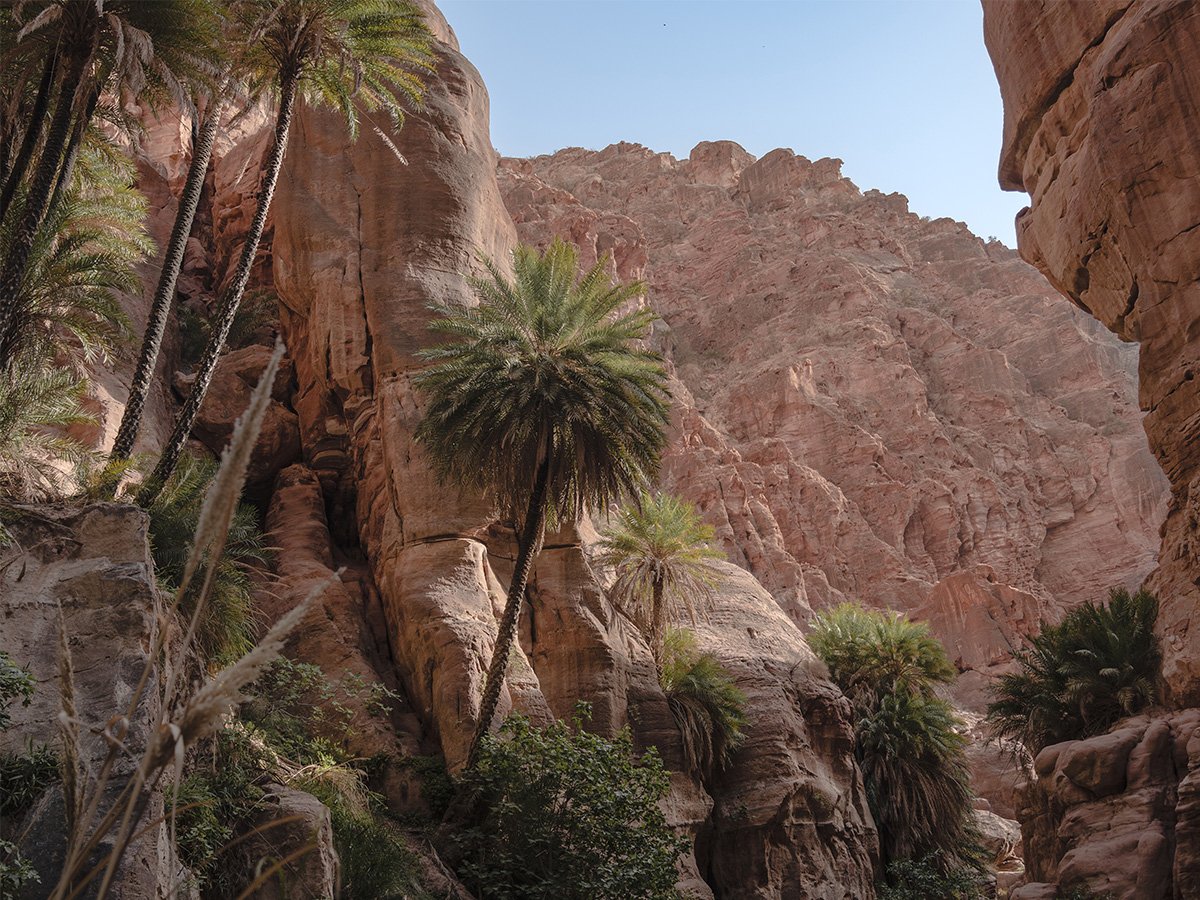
[{"left": 415, "top": 238, "right": 671, "bottom": 526}]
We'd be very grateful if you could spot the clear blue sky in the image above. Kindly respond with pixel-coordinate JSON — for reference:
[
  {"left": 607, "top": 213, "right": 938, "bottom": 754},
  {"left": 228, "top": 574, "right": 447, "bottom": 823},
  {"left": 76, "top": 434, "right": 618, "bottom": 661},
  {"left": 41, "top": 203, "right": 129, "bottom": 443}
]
[{"left": 438, "top": 0, "right": 1027, "bottom": 245}]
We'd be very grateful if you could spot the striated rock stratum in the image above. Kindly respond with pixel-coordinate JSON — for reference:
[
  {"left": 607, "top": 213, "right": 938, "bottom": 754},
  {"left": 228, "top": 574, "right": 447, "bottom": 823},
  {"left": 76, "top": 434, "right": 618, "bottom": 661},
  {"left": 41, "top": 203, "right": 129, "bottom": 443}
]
[{"left": 498, "top": 140, "right": 1167, "bottom": 701}]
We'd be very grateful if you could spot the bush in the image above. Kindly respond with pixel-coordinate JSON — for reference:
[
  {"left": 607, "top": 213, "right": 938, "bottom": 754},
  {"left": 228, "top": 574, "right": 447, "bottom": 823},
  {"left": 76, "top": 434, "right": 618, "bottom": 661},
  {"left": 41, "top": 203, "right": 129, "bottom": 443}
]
[
  {"left": 146, "top": 453, "right": 267, "bottom": 664},
  {"left": 810, "top": 604, "right": 981, "bottom": 870},
  {"left": 177, "top": 658, "right": 421, "bottom": 898},
  {"left": 877, "top": 854, "right": 985, "bottom": 900},
  {"left": 660, "top": 628, "right": 746, "bottom": 783},
  {"left": 455, "top": 706, "right": 687, "bottom": 900},
  {"left": 987, "top": 588, "right": 1160, "bottom": 753}
]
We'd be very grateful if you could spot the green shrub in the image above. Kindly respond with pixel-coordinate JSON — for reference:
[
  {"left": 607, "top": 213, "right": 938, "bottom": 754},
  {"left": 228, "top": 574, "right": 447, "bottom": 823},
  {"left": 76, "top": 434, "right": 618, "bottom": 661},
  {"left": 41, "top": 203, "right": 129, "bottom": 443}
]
[
  {"left": 987, "top": 588, "right": 1160, "bottom": 753},
  {"left": 810, "top": 604, "right": 981, "bottom": 869},
  {"left": 660, "top": 628, "right": 746, "bottom": 783},
  {"left": 177, "top": 658, "right": 421, "bottom": 898},
  {"left": 877, "top": 854, "right": 986, "bottom": 900},
  {"left": 146, "top": 453, "right": 267, "bottom": 664},
  {"left": 0, "top": 653, "right": 54, "bottom": 895},
  {"left": 0, "top": 651, "right": 35, "bottom": 729},
  {"left": 455, "top": 706, "right": 687, "bottom": 900},
  {"left": 0, "top": 743, "right": 58, "bottom": 819}
]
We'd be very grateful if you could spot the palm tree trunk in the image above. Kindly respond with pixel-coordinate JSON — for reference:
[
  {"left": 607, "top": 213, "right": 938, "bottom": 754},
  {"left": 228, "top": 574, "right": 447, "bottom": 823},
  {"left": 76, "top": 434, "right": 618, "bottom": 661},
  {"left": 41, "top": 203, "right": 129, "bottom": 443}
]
[
  {"left": 0, "top": 45, "right": 90, "bottom": 368},
  {"left": 651, "top": 576, "right": 666, "bottom": 680},
  {"left": 137, "top": 72, "right": 299, "bottom": 506},
  {"left": 109, "top": 101, "right": 223, "bottom": 469},
  {"left": 0, "top": 51, "right": 58, "bottom": 224},
  {"left": 45, "top": 83, "right": 100, "bottom": 219},
  {"left": 464, "top": 452, "right": 552, "bottom": 771}
]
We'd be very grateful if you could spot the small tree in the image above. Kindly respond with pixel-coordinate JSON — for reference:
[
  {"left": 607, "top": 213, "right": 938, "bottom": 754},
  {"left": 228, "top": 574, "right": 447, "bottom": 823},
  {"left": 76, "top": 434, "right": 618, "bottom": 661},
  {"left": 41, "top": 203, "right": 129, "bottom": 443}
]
[
  {"left": 415, "top": 239, "right": 670, "bottom": 768},
  {"left": 987, "top": 587, "right": 1160, "bottom": 752},
  {"left": 454, "top": 708, "right": 687, "bottom": 900},
  {"left": 596, "top": 492, "right": 724, "bottom": 677}
]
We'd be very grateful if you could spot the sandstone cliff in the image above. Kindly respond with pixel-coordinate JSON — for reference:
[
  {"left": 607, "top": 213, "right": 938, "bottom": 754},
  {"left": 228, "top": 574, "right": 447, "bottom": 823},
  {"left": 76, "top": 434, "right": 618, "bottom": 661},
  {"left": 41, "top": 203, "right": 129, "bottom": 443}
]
[
  {"left": 265, "top": 5, "right": 879, "bottom": 897},
  {"left": 984, "top": 0, "right": 1200, "bottom": 706},
  {"left": 984, "top": 1, "right": 1200, "bottom": 896},
  {"left": 497, "top": 140, "right": 1166, "bottom": 709}
]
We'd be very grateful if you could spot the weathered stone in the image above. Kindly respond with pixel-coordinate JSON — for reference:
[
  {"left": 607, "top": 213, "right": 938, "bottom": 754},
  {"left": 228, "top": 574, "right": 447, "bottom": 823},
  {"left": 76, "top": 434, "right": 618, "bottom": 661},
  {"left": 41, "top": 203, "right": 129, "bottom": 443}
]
[
  {"left": 983, "top": 0, "right": 1200, "bottom": 705},
  {"left": 0, "top": 504, "right": 173, "bottom": 898},
  {"left": 243, "top": 784, "right": 339, "bottom": 900}
]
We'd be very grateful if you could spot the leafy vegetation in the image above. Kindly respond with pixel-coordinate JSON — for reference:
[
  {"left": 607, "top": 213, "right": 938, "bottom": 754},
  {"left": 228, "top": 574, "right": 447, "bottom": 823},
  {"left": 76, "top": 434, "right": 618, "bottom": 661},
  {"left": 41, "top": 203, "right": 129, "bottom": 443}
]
[
  {"left": 0, "top": 651, "right": 55, "bottom": 896},
  {"left": 876, "top": 855, "right": 985, "bottom": 900},
  {"left": 415, "top": 238, "right": 671, "bottom": 767},
  {"left": 810, "top": 604, "right": 982, "bottom": 877},
  {"left": 597, "top": 492, "right": 724, "bottom": 676},
  {"left": 145, "top": 452, "right": 267, "bottom": 665},
  {"left": 660, "top": 628, "right": 746, "bottom": 783},
  {"left": 987, "top": 587, "right": 1161, "bottom": 753},
  {"left": 454, "top": 706, "right": 687, "bottom": 900},
  {"left": 178, "top": 658, "right": 425, "bottom": 898}
]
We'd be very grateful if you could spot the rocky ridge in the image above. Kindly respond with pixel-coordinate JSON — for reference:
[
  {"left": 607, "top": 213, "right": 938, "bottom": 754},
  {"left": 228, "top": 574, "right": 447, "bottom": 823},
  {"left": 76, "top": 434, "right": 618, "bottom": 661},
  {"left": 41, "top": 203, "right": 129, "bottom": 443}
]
[{"left": 497, "top": 139, "right": 1166, "bottom": 710}]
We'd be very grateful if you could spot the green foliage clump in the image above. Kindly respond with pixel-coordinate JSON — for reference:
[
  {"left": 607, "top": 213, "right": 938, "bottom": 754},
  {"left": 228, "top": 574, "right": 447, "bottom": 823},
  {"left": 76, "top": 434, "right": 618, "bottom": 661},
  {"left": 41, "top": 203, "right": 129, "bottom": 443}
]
[
  {"left": 0, "top": 652, "right": 54, "bottom": 896},
  {"left": 455, "top": 706, "right": 687, "bottom": 900},
  {"left": 987, "top": 587, "right": 1161, "bottom": 753},
  {"left": 177, "top": 658, "right": 422, "bottom": 899},
  {"left": 596, "top": 492, "right": 724, "bottom": 674},
  {"left": 660, "top": 629, "right": 746, "bottom": 783},
  {"left": 0, "top": 650, "right": 35, "bottom": 729},
  {"left": 809, "top": 604, "right": 981, "bottom": 874},
  {"left": 0, "top": 743, "right": 58, "bottom": 819},
  {"left": 145, "top": 453, "right": 267, "bottom": 664},
  {"left": 876, "top": 855, "right": 985, "bottom": 900}
]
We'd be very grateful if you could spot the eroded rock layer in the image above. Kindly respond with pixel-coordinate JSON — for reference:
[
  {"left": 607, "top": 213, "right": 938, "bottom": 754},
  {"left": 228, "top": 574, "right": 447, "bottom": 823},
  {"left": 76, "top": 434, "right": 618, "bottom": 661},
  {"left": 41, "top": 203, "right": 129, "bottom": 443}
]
[
  {"left": 984, "top": 0, "right": 1200, "bottom": 704},
  {"left": 497, "top": 141, "right": 1166, "bottom": 693}
]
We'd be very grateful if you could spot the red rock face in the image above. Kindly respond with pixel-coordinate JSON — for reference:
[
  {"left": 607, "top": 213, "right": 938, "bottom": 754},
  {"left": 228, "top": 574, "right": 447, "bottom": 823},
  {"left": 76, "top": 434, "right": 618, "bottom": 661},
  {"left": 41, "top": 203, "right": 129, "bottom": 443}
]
[
  {"left": 983, "top": 0, "right": 1200, "bottom": 704},
  {"left": 268, "top": 5, "right": 878, "bottom": 897},
  {"left": 498, "top": 142, "right": 1166, "bottom": 693}
]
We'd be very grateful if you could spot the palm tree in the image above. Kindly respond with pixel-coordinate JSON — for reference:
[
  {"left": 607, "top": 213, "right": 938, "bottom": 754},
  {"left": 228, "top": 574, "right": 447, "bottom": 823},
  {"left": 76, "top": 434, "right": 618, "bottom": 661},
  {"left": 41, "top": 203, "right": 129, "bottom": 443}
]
[
  {"left": 810, "top": 604, "right": 981, "bottom": 870},
  {"left": 108, "top": 97, "right": 223, "bottom": 465},
  {"left": 987, "top": 587, "right": 1160, "bottom": 752},
  {"left": 138, "top": 0, "right": 433, "bottom": 505},
  {"left": 0, "top": 0, "right": 221, "bottom": 367},
  {"left": 0, "top": 365, "right": 91, "bottom": 501},
  {"left": 414, "top": 238, "right": 671, "bottom": 769},
  {"left": 596, "top": 492, "right": 724, "bottom": 677},
  {"left": 0, "top": 142, "right": 149, "bottom": 369}
]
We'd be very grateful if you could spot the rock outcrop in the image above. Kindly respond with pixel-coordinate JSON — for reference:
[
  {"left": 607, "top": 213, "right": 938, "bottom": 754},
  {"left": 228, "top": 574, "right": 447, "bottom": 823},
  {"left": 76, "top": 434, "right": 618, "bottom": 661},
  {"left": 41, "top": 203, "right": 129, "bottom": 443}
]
[
  {"left": 268, "top": 4, "right": 878, "bottom": 896},
  {"left": 983, "top": 0, "right": 1200, "bottom": 706},
  {"left": 498, "top": 142, "right": 1166, "bottom": 697},
  {"left": 1013, "top": 711, "right": 1200, "bottom": 899},
  {"left": 984, "top": 2, "right": 1200, "bottom": 894},
  {"left": 0, "top": 505, "right": 172, "bottom": 897}
]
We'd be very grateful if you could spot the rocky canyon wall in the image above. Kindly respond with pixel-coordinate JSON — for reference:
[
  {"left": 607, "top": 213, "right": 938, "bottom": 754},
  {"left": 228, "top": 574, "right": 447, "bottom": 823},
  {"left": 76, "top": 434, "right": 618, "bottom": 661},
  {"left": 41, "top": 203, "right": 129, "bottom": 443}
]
[
  {"left": 984, "top": 0, "right": 1200, "bottom": 706},
  {"left": 498, "top": 139, "right": 1167, "bottom": 707},
  {"left": 266, "top": 3, "right": 878, "bottom": 897},
  {"left": 984, "top": 2, "right": 1200, "bottom": 896}
]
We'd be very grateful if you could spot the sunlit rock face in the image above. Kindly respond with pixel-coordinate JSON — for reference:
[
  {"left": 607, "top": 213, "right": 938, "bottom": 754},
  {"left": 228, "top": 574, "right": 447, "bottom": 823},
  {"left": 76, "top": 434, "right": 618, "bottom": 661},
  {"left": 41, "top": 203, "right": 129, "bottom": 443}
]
[
  {"left": 498, "top": 140, "right": 1166, "bottom": 693},
  {"left": 266, "top": 3, "right": 879, "bottom": 896},
  {"left": 984, "top": 0, "right": 1200, "bottom": 708}
]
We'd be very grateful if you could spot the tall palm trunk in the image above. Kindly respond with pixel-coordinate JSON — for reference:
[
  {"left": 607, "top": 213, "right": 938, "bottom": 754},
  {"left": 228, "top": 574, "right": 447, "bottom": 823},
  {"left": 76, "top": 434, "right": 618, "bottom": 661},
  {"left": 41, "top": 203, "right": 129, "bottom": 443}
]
[
  {"left": 465, "top": 452, "right": 552, "bottom": 770},
  {"left": 0, "top": 51, "right": 58, "bottom": 224},
  {"left": 650, "top": 576, "right": 666, "bottom": 679},
  {"left": 0, "top": 44, "right": 91, "bottom": 368},
  {"left": 46, "top": 83, "right": 100, "bottom": 218},
  {"left": 137, "top": 72, "right": 299, "bottom": 506},
  {"left": 110, "top": 101, "right": 223, "bottom": 468}
]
